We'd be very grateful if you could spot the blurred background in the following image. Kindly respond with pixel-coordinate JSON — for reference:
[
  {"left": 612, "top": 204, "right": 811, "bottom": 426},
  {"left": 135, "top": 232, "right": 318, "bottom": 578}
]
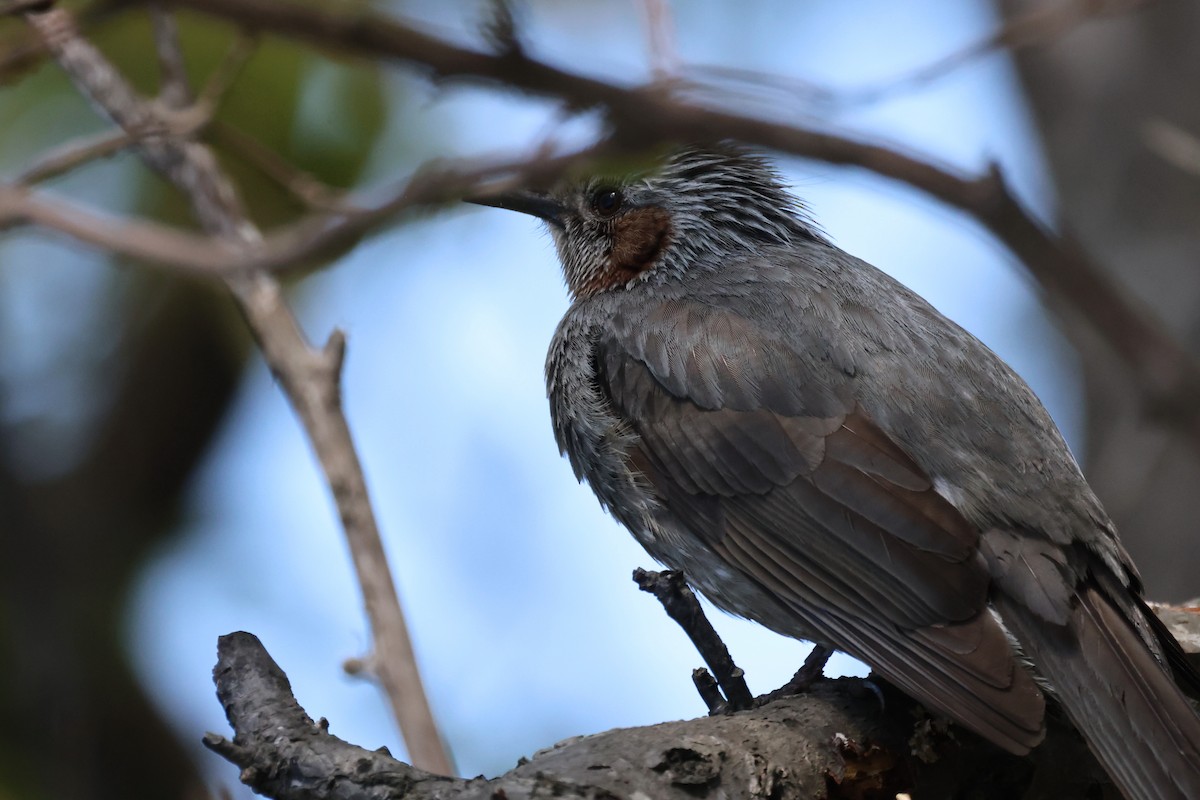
[{"left": 1, "top": 0, "right": 1198, "bottom": 797}]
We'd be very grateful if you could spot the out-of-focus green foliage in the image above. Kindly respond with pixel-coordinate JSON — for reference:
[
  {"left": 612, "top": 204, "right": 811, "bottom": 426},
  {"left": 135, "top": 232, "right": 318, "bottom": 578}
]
[
  {"left": 101, "top": 8, "right": 390, "bottom": 229},
  {"left": 0, "top": 5, "right": 392, "bottom": 224}
]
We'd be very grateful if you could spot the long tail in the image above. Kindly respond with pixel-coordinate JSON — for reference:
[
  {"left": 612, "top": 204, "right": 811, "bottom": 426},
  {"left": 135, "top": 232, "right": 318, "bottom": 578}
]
[{"left": 998, "top": 584, "right": 1200, "bottom": 800}]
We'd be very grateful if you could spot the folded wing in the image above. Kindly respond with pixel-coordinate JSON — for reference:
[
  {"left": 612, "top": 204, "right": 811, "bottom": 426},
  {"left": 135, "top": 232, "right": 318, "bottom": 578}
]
[{"left": 599, "top": 320, "right": 1046, "bottom": 753}]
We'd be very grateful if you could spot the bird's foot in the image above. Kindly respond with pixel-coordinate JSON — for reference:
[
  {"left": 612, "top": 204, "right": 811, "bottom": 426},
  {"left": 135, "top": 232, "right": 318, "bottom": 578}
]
[{"left": 754, "top": 644, "right": 833, "bottom": 708}]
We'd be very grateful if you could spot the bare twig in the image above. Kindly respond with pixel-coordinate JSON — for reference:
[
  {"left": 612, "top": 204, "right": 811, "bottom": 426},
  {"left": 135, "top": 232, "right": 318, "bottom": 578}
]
[
  {"left": 0, "top": 141, "right": 609, "bottom": 272},
  {"left": 755, "top": 645, "right": 833, "bottom": 707},
  {"left": 0, "top": 183, "right": 234, "bottom": 261},
  {"left": 150, "top": 5, "right": 192, "bottom": 107},
  {"left": 829, "top": 0, "right": 1154, "bottom": 108},
  {"left": 684, "top": 0, "right": 1151, "bottom": 112},
  {"left": 0, "top": 0, "right": 126, "bottom": 83},
  {"left": 690, "top": 668, "right": 726, "bottom": 714},
  {"left": 13, "top": 127, "right": 136, "bottom": 184},
  {"left": 634, "top": 568, "right": 754, "bottom": 712},
  {"left": 20, "top": 5, "right": 453, "bottom": 775},
  {"left": 210, "top": 121, "right": 353, "bottom": 211},
  {"left": 791, "top": 645, "right": 832, "bottom": 689},
  {"left": 12, "top": 88, "right": 219, "bottom": 186},
  {"left": 194, "top": 29, "right": 257, "bottom": 113}
]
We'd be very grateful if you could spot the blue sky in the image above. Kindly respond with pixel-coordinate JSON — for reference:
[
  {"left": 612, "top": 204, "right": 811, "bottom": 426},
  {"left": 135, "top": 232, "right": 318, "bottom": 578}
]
[{"left": 117, "top": 0, "right": 1084, "bottom": 789}]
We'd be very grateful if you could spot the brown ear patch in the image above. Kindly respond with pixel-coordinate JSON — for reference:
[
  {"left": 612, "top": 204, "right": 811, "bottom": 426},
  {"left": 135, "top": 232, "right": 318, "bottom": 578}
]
[
  {"left": 611, "top": 206, "right": 672, "bottom": 276},
  {"left": 577, "top": 207, "right": 673, "bottom": 298}
]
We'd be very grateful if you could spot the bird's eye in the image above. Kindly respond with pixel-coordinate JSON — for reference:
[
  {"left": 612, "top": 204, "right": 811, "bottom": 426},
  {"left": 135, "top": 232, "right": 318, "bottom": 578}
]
[{"left": 592, "top": 188, "right": 623, "bottom": 218}]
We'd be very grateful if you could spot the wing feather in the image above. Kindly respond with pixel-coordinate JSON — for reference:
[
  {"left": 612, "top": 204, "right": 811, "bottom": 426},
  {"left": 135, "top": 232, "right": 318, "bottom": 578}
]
[
  {"left": 716, "top": 520, "right": 1044, "bottom": 751},
  {"left": 598, "top": 331, "right": 1046, "bottom": 752}
]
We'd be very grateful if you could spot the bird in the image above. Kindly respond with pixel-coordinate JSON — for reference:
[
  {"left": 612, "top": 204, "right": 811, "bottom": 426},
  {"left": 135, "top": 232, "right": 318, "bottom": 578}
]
[{"left": 471, "top": 143, "right": 1200, "bottom": 800}]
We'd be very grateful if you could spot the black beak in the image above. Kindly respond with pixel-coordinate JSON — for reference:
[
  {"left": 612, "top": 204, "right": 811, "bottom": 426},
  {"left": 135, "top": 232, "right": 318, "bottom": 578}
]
[{"left": 466, "top": 190, "right": 566, "bottom": 228}]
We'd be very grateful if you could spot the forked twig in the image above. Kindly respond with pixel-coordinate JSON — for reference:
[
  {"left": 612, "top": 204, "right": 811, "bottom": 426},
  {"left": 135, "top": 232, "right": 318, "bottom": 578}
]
[{"left": 634, "top": 568, "right": 754, "bottom": 712}]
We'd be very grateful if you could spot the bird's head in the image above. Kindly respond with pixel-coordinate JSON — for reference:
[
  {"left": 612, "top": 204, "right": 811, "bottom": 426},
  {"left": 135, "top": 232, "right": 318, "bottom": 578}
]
[{"left": 471, "top": 144, "right": 823, "bottom": 300}]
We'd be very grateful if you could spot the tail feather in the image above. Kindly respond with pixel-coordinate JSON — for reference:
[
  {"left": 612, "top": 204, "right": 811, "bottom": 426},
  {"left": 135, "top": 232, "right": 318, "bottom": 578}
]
[{"left": 998, "top": 585, "right": 1200, "bottom": 800}]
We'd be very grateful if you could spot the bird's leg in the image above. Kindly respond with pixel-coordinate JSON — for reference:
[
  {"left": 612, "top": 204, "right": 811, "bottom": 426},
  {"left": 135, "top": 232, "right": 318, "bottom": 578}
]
[
  {"left": 633, "top": 568, "right": 755, "bottom": 713},
  {"left": 755, "top": 644, "right": 833, "bottom": 707}
]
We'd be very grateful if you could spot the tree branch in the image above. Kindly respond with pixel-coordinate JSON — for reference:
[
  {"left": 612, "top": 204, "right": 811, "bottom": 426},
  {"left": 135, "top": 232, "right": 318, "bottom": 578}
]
[
  {"left": 20, "top": 4, "right": 453, "bottom": 775},
  {"left": 13, "top": 127, "right": 138, "bottom": 185},
  {"left": 149, "top": 4, "right": 192, "bottom": 108},
  {"left": 634, "top": 569, "right": 754, "bottom": 712},
  {"left": 0, "top": 142, "right": 609, "bottom": 273},
  {"left": 198, "top": 633, "right": 1025, "bottom": 800},
  {"left": 205, "top": 603, "right": 1200, "bottom": 799},
  {"left": 205, "top": 627, "right": 1200, "bottom": 800},
  {"left": 819, "top": 0, "right": 1155, "bottom": 108},
  {"left": 0, "top": 183, "right": 239, "bottom": 264},
  {"left": 210, "top": 121, "right": 352, "bottom": 211}
]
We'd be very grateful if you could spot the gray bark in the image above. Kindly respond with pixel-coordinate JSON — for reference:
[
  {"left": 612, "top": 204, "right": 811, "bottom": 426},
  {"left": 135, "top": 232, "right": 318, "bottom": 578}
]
[{"left": 205, "top": 620, "right": 1200, "bottom": 800}]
